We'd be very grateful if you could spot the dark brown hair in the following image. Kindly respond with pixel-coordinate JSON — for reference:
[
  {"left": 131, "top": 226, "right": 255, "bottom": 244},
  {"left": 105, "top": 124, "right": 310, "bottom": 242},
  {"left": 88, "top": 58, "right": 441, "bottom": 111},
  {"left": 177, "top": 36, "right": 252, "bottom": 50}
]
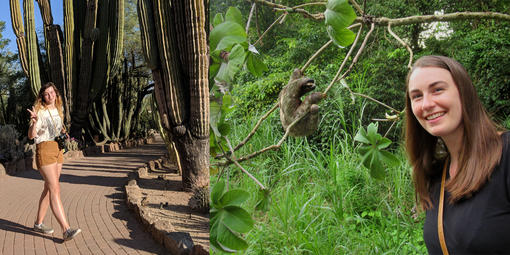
[{"left": 405, "top": 55, "right": 502, "bottom": 209}]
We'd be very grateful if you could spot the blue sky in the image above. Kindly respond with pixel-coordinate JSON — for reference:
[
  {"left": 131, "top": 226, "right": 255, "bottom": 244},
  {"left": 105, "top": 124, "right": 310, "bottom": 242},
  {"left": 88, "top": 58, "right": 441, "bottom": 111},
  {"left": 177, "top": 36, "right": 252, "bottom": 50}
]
[{"left": 0, "top": 0, "right": 63, "bottom": 53}]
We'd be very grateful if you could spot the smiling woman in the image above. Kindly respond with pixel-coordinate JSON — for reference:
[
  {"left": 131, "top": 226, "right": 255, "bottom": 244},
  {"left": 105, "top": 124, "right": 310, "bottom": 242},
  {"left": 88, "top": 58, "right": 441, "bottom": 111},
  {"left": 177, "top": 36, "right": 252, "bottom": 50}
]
[{"left": 404, "top": 55, "right": 510, "bottom": 254}]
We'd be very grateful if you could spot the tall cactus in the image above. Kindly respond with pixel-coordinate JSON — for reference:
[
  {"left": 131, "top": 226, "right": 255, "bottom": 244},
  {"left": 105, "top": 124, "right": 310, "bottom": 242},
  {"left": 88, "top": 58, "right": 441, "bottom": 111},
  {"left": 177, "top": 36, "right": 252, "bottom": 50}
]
[
  {"left": 9, "top": 0, "right": 124, "bottom": 138},
  {"left": 138, "top": 0, "right": 209, "bottom": 189}
]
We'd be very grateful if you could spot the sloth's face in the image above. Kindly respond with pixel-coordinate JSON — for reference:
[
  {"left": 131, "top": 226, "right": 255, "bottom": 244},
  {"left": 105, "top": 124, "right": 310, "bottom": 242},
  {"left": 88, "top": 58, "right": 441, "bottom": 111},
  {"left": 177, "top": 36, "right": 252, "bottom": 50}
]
[{"left": 299, "top": 78, "right": 316, "bottom": 93}]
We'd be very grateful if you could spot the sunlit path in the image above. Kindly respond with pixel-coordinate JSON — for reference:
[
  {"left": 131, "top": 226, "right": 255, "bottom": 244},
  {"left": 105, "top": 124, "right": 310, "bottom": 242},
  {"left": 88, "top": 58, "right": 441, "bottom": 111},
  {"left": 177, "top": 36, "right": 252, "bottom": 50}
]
[{"left": 0, "top": 137, "right": 169, "bottom": 255}]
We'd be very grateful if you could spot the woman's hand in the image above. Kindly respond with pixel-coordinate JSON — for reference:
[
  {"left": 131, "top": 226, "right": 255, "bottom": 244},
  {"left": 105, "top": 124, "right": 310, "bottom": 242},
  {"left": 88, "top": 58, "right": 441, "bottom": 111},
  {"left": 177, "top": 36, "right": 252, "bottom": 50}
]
[{"left": 27, "top": 106, "right": 38, "bottom": 123}]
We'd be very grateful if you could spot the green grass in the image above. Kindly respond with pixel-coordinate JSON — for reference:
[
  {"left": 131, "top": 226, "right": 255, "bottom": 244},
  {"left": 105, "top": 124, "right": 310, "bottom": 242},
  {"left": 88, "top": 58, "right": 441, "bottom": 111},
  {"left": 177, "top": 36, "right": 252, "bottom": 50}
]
[{"left": 211, "top": 109, "right": 427, "bottom": 254}]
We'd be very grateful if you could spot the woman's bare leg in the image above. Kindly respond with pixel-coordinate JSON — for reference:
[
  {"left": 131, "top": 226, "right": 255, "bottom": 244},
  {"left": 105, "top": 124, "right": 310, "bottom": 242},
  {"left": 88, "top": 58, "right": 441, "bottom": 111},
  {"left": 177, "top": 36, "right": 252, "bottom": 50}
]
[
  {"left": 36, "top": 162, "right": 63, "bottom": 224},
  {"left": 38, "top": 163, "right": 70, "bottom": 232}
]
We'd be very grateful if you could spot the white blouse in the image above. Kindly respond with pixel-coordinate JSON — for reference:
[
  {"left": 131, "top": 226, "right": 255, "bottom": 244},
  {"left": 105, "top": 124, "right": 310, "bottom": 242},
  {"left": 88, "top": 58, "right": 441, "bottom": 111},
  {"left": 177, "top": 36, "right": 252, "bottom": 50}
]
[{"left": 33, "top": 108, "right": 63, "bottom": 144}]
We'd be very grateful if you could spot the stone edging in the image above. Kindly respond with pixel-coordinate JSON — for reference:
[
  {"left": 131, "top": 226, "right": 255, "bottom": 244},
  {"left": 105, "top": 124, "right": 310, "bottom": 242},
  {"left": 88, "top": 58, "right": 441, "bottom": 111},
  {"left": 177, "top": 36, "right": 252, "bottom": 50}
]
[{"left": 124, "top": 160, "right": 208, "bottom": 255}]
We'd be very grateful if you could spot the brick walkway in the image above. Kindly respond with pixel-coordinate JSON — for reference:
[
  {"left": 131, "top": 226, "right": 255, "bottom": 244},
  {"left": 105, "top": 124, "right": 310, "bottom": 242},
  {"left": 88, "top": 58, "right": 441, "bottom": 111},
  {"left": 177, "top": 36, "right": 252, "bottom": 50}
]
[{"left": 0, "top": 138, "right": 169, "bottom": 255}]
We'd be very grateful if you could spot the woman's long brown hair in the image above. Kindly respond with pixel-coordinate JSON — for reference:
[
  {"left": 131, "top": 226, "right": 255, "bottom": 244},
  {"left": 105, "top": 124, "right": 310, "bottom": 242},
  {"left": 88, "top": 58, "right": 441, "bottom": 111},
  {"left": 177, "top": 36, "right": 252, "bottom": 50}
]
[
  {"left": 34, "top": 82, "right": 64, "bottom": 121},
  {"left": 405, "top": 56, "right": 503, "bottom": 210}
]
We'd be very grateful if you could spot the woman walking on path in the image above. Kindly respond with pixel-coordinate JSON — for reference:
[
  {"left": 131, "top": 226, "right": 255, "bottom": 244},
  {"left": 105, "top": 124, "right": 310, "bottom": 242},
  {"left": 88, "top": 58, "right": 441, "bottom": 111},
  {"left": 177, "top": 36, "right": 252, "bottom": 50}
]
[
  {"left": 27, "top": 82, "right": 81, "bottom": 242},
  {"left": 405, "top": 55, "right": 510, "bottom": 254}
]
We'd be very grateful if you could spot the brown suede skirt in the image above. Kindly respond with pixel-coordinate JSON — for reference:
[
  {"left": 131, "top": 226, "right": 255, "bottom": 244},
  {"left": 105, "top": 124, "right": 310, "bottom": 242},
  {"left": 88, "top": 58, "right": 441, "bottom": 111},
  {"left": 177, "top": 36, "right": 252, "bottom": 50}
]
[{"left": 36, "top": 141, "right": 64, "bottom": 169}]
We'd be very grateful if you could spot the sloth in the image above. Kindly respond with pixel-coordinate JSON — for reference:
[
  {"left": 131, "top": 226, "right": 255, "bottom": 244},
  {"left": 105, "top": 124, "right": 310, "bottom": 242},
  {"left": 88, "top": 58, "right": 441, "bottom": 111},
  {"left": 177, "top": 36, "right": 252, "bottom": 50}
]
[{"left": 278, "top": 68, "right": 325, "bottom": 137}]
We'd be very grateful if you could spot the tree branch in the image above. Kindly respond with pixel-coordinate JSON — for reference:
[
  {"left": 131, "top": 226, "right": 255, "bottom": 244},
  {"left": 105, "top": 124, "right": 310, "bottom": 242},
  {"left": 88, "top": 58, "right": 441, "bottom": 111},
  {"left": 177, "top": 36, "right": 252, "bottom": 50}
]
[
  {"left": 301, "top": 23, "right": 361, "bottom": 72},
  {"left": 349, "top": 0, "right": 363, "bottom": 15},
  {"left": 222, "top": 136, "right": 266, "bottom": 190},
  {"left": 254, "top": 13, "right": 286, "bottom": 46},
  {"left": 246, "top": 2, "right": 257, "bottom": 35},
  {"left": 216, "top": 103, "right": 279, "bottom": 159},
  {"left": 249, "top": 1, "right": 510, "bottom": 26},
  {"left": 387, "top": 23, "right": 413, "bottom": 69}
]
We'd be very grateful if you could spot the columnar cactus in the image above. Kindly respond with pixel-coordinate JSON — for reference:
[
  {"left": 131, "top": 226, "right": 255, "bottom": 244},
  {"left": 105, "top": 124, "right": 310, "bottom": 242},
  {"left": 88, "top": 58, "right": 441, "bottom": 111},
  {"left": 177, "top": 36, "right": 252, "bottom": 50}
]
[
  {"left": 9, "top": 0, "right": 124, "bottom": 138},
  {"left": 137, "top": 0, "right": 209, "bottom": 189}
]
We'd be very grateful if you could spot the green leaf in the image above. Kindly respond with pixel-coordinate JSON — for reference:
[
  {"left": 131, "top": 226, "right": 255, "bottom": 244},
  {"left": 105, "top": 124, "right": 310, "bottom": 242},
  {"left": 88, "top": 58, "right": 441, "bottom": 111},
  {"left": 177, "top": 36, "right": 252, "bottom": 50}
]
[
  {"left": 216, "top": 35, "right": 247, "bottom": 52},
  {"left": 223, "top": 206, "right": 255, "bottom": 233},
  {"left": 226, "top": 44, "right": 246, "bottom": 81},
  {"left": 380, "top": 150, "right": 400, "bottom": 167},
  {"left": 325, "top": 0, "right": 356, "bottom": 27},
  {"left": 210, "top": 21, "right": 247, "bottom": 51},
  {"left": 354, "top": 127, "right": 369, "bottom": 144},
  {"left": 213, "top": 13, "right": 224, "bottom": 27},
  {"left": 209, "top": 219, "right": 223, "bottom": 252},
  {"left": 215, "top": 62, "right": 230, "bottom": 84},
  {"left": 216, "top": 220, "right": 249, "bottom": 251},
  {"left": 211, "top": 180, "right": 226, "bottom": 207},
  {"left": 246, "top": 52, "right": 268, "bottom": 77},
  {"left": 324, "top": 0, "right": 356, "bottom": 47},
  {"left": 225, "top": 7, "right": 243, "bottom": 27},
  {"left": 377, "top": 137, "right": 392, "bottom": 149},
  {"left": 327, "top": 26, "right": 356, "bottom": 48},
  {"left": 369, "top": 159, "right": 386, "bottom": 180},
  {"left": 366, "top": 122, "right": 381, "bottom": 144},
  {"left": 219, "top": 189, "right": 250, "bottom": 207}
]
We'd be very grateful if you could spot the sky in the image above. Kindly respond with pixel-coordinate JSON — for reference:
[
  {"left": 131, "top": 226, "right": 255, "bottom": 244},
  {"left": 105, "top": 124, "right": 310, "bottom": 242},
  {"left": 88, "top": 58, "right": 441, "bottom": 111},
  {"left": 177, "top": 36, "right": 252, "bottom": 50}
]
[{"left": 0, "top": 0, "right": 64, "bottom": 53}]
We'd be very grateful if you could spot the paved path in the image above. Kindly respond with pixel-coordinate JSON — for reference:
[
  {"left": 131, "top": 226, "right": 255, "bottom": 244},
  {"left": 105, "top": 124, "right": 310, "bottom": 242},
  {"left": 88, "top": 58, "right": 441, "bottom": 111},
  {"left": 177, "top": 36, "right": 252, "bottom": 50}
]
[{"left": 0, "top": 138, "right": 169, "bottom": 255}]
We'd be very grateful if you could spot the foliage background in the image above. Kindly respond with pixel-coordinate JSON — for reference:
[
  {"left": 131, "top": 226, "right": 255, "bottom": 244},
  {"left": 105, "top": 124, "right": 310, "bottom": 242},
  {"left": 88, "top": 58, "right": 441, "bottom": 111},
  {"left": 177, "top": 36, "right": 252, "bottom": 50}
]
[{"left": 210, "top": 0, "right": 510, "bottom": 253}]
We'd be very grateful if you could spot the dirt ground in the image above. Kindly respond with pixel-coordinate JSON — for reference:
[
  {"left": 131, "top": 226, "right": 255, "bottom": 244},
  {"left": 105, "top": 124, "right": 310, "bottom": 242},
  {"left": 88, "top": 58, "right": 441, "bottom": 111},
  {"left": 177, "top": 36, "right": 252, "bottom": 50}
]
[{"left": 131, "top": 158, "right": 210, "bottom": 252}]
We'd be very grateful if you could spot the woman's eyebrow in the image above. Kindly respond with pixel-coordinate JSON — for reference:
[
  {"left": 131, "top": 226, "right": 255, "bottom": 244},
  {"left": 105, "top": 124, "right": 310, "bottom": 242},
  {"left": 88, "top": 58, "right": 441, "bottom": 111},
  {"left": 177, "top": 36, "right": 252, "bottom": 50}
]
[{"left": 409, "top": 81, "right": 447, "bottom": 93}]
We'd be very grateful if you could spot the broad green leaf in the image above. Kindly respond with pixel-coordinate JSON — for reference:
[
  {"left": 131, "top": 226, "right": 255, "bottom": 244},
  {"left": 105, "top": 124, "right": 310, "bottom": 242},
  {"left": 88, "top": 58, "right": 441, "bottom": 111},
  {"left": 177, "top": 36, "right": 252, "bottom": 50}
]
[
  {"left": 366, "top": 123, "right": 381, "bottom": 144},
  {"left": 246, "top": 52, "right": 268, "bottom": 77},
  {"left": 225, "top": 7, "right": 243, "bottom": 27},
  {"left": 327, "top": 26, "right": 356, "bottom": 48},
  {"left": 377, "top": 137, "right": 392, "bottom": 149},
  {"left": 211, "top": 180, "right": 226, "bottom": 207},
  {"left": 325, "top": 9, "right": 356, "bottom": 29},
  {"left": 210, "top": 21, "right": 246, "bottom": 51},
  {"left": 369, "top": 158, "right": 385, "bottom": 180},
  {"left": 216, "top": 35, "right": 247, "bottom": 52},
  {"left": 325, "top": 0, "right": 356, "bottom": 27},
  {"left": 213, "top": 13, "right": 224, "bottom": 27},
  {"left": 217, "top": 221, "right": 249, "bottom": 251},
  {"left": 219, "top": 189, "right": 250, "bottom": 207},
  {"left": 226, "top": 44, "right": 246, "bottom": 81},
  {"left": 354, "top": 127, "right": 370, "bottom": 144},
  {"left": 357, "top": 145, "right": 370, "bottom": 155},
  {"left": 223, "top": 206, "right": 255, "bottom": 233},
  {"left": 380, "top": 150, "right": 400, "bottom": 167},
  {"left": 209, "top": 219, "right": 223, "bottom": 252},
  {"left": 215, "top": 62, "right": 230, "bottom": 84}
]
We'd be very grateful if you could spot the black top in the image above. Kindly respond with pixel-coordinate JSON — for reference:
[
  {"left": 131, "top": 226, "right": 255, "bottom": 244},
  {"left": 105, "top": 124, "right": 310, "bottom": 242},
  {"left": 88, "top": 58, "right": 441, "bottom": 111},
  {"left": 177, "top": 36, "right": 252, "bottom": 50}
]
[{"left": 423, "top": 132, "right": 510, "bottom": 254}]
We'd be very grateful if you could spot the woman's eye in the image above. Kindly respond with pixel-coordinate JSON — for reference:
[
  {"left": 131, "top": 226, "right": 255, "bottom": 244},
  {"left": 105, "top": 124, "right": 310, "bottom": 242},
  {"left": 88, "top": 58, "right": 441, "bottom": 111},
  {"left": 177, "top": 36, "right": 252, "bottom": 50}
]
[
  {"left": 434, "top": 87, "right": 444, "bottom": 93},
  {"left": 411, "top": 94, "right": 422, "bottom": 100}
]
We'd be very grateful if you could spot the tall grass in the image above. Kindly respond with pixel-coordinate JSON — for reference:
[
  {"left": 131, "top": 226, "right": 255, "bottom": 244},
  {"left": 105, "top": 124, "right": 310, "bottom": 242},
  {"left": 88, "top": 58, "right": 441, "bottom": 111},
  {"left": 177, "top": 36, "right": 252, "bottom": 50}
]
[
  {"left": 211, "top": 108, "right": 426, "bottom": 254},
  {"left": 211, "top": 67, "right": 426, "bottom": 254}
]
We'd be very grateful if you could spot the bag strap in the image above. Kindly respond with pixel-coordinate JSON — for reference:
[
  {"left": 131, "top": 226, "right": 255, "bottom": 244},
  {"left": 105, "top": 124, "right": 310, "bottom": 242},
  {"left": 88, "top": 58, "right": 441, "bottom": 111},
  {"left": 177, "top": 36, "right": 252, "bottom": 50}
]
[
  {"left": 47, "top": 108, "right": 65, "bottom": 134},
  {"left": 438, "top": 159, "right": 450, "bottom": 255}
]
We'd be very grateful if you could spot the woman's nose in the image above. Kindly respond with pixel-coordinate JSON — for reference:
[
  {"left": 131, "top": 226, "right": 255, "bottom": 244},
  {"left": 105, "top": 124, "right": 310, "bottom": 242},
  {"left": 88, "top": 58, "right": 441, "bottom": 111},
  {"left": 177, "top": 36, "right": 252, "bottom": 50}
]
[{"left": 421, "top": 94, "right": 434, "bottom": 111}]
